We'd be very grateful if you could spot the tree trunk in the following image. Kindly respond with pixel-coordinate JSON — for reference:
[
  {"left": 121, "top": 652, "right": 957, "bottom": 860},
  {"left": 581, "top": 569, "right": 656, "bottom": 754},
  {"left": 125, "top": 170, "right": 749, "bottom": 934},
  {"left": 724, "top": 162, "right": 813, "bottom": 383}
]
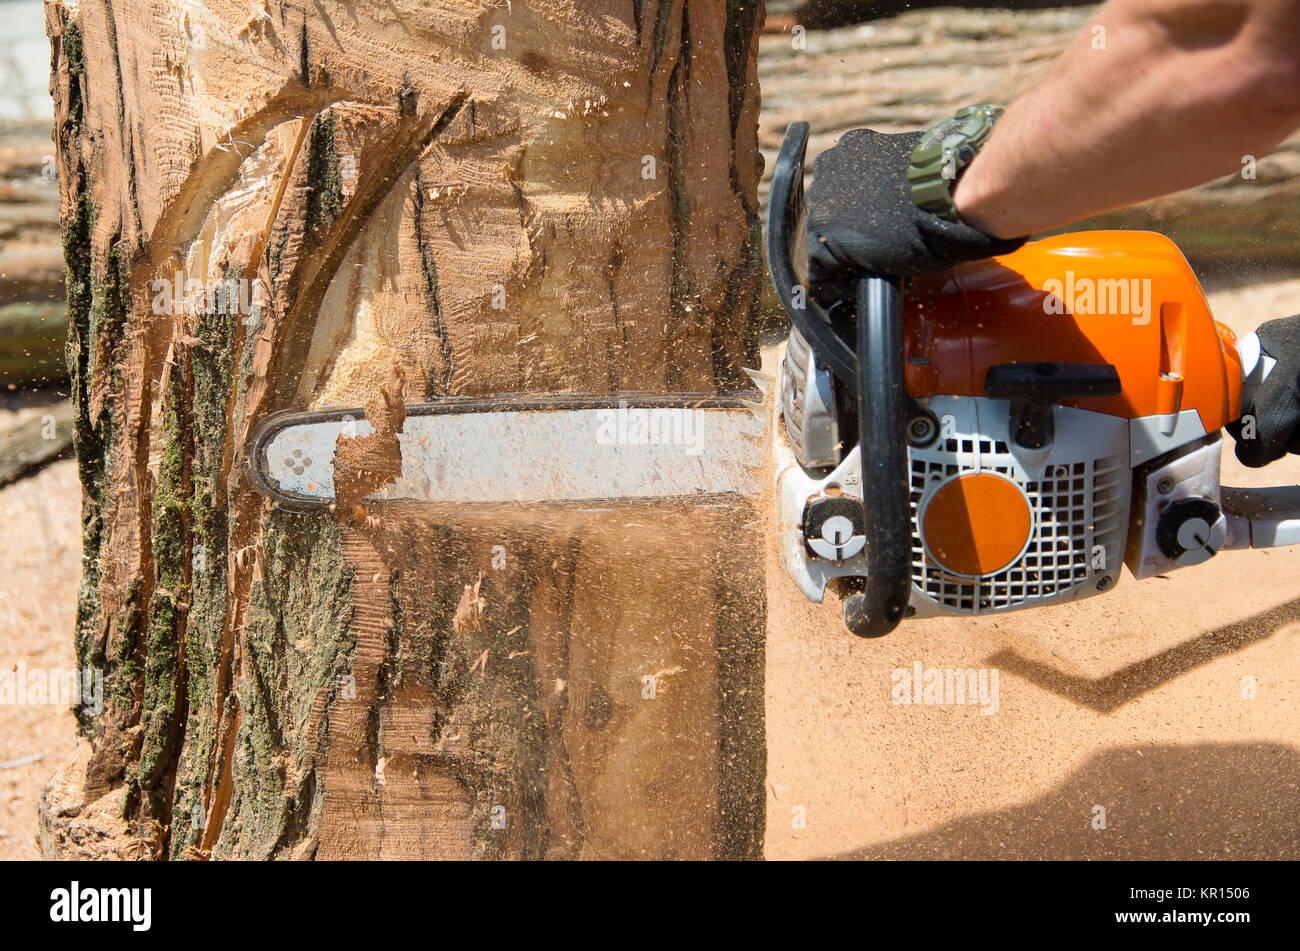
[{"left": 43, "top": 0, "right": 766, "bottom": 860}]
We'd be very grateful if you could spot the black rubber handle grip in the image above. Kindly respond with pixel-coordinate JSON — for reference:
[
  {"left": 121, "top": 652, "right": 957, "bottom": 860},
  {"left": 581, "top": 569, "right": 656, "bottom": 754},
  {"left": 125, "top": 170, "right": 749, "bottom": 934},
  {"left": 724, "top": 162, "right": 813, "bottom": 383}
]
[
  {"left": 843, "top": 276, "right": 912, "bottom": 637},
  {"left": 985, "top": 361, "right": 1121, "bottom": 403},
  {"left": 766, "top": 122, "right": 911, "bottom": 636}
]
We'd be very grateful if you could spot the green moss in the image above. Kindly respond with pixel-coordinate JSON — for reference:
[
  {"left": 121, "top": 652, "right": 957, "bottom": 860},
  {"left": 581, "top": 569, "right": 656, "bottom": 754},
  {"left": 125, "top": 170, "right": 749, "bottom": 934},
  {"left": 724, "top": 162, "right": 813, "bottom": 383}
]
[
  {"left": 212, "top": 512, "right": 353, "bottom": 859},
  {"left": 166, "top": 281, "right": 238, "bottom": 856},
  {"left": 138, "top": 370, "right": 188, "bottom": 788},
  {"left": 304, "top": 111, "right": 343, "bottom": 236},
  {"left": 410, "top": 163, "right": 450, "bottom": 398},
  {"left": 107, "top": 581, "right": 142, "bottom": 708},
  {"left": 117, "top": 657, "right": 142, "bottom": 687},
  {"left": 90, "top": 242, "right": 130, "bottom": 384},
  {"left": 62, "top": 21, "right": 84, "bottom": 133},
  {"left": 61, "top": 198, "right": 91, "bottom": 354},
  {"left": 137, "top": 594, "right": 180, "bottom": 785},
  {"left": 64, "top": 213, "right": 132, "bottom": 734},
  {"left": 166, "top": 548, "right": 221, "bottom": 856},
  {"left": 61, "top": 27, "right": 106, "bottom": 717},
  {"left": 62, "top": 159, "right": 97, "bottom": 689},
  {"left": 189, "top": 291, "right": 235, "bottom": 545}
]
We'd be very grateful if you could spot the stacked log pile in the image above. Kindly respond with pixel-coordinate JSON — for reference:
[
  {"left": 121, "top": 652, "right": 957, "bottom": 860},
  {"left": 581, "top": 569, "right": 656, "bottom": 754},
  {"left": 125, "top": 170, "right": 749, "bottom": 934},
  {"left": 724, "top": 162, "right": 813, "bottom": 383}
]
[
  {"left": 0, "top": 119, "right": 73, "bottom": 485},
  {"left": 0, "top": 120, "right": 65, "bottom": 390}
]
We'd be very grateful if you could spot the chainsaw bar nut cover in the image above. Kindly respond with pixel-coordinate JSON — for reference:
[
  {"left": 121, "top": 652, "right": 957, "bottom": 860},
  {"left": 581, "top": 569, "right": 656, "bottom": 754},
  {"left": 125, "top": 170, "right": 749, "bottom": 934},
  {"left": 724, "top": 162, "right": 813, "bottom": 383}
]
[
  {"left": 804, "top": 496, "right": 867, "bottom": 562},
  {"left": 1156, "top": 498, "right": 1228, "bottom": 566}
]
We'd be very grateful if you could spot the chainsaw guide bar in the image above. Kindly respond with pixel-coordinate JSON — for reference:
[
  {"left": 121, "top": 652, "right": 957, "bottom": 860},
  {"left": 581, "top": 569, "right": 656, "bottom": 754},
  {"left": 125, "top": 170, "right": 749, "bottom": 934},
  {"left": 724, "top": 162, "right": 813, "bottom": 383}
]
[{"left": 247, "top": 392, "right": 767, "bottom": 512}]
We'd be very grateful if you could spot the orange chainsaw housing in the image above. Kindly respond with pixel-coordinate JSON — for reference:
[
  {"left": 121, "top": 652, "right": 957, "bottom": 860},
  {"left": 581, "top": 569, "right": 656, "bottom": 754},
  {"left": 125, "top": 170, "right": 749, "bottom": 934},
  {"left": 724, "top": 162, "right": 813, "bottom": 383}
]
[{"left": 902, "top": 231, "right": 1242, "bottom": 430}]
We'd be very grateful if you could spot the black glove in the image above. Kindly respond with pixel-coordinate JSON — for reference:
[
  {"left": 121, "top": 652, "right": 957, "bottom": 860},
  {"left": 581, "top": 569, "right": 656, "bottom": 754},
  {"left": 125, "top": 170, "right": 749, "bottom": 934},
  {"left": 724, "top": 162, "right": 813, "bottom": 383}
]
[
  {"left": 1228, "top": 315, "right": 1300, "bottom": 468},
  {"left": 806, "top": 128, "right": 1027, "bottom": 281}
]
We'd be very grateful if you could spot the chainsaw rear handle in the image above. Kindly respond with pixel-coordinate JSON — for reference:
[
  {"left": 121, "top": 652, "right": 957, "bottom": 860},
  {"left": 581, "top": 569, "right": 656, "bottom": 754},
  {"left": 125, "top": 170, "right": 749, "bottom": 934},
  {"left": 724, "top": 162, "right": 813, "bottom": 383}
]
[
  {"left": 1237, "top": 329, "right": 1274, "bottom": 414},
  {"left": 767, "top": 121, "right": 911, "bottom": 637},
  {"left": 1220, "top": 329, "right": 1300, "bottom": 545}
]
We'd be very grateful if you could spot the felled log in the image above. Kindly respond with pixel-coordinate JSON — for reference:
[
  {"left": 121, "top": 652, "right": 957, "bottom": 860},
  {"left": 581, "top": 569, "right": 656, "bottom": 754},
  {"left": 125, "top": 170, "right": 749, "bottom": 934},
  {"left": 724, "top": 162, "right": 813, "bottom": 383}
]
[
  {"left": 0, "top": 119, "right": 67, "bottom": 387},
  {"left": 771, "top": 0, "right": 1108, "bottom": 30},
  {"left": 0, "top": 398, "right": 74, "bottom": 487},
  {"left": 0, "top": 300, "right": 67, "bottom": 388}
]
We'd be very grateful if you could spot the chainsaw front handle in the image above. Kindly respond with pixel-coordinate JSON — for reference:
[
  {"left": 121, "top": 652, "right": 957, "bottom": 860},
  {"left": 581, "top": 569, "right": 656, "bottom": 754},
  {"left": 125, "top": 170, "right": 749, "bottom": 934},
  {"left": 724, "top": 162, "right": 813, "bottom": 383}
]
[
  {"left": 844, "top": 275, "right": 912, "bottom": 637},
  {"left": 767, "top": 122, "right": 912, "bottom": 637}
]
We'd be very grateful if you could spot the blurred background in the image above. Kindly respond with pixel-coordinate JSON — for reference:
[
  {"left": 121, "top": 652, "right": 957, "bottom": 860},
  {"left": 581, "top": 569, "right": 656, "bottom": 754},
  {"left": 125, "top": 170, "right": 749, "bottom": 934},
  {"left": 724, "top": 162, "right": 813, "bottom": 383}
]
[
  {"left": 0, "top": 0, "right": 68, "bottom": 473},
  {"left": 0, "top": 0, "right": 79, "bottom": 861}
]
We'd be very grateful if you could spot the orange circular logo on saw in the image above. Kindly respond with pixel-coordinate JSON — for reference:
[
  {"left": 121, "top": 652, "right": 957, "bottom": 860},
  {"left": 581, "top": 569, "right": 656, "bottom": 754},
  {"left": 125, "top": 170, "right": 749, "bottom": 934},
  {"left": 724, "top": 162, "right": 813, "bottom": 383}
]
[{"left": 922, "top": 473, "right": 1032, "bottom": 577}]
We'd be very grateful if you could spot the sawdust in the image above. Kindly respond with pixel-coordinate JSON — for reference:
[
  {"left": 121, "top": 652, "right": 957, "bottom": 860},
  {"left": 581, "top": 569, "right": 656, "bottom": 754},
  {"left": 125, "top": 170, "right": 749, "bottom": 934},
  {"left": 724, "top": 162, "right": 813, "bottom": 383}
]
[
  {"left": 332, "top": 362, "right": 407, "bottom": 513},
  {"left": 0, "top": 457, "right": 80, "bottom": 860},
  {"left": 10, "top": 282, "right": 1300, "bottom": 859},
  {"left": 453, "top": 574, "right": 488, "bottom": 634},
  {"left": 25, "top": 0, "right": 1297, "bottom": 861}
]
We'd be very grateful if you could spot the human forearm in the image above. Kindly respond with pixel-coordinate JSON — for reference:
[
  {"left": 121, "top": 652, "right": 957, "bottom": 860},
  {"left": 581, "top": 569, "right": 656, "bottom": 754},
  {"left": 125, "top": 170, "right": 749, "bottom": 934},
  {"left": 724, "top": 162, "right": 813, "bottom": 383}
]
[{"left": 954, "top": 0, "right": 1300, "bottom": 239}]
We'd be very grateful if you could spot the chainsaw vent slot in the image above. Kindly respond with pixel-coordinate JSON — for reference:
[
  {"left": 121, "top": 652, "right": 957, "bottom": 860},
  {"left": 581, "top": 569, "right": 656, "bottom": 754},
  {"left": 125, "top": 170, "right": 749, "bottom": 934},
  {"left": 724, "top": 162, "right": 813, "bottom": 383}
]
[
  {"left": 943, "top": 438, "right": 1009, "bottom": 455},
  {"left": 909, "top": 439, "right": 1128, "bottom": 614}
]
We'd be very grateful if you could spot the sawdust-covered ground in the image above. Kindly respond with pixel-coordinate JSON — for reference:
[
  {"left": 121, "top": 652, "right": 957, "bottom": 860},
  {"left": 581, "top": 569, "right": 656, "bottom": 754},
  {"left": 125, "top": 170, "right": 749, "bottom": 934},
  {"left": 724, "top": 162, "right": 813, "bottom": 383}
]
[
  {"left": 2, "top": 280, "right": 1298, "bottom": 860},
  {"left": 764, "top": 277, "right": 1300, "bottom": 859},
  {"left": 0, "top": 455, "right": 79, "bottom": 859}
]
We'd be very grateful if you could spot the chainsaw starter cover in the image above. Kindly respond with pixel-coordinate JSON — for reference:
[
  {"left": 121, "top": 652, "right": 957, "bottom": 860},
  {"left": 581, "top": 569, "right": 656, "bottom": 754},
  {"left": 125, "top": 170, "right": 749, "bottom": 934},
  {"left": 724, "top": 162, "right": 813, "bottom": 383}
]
[{"left": 921, "top": 472, "right": 1034, "bottom": 577}]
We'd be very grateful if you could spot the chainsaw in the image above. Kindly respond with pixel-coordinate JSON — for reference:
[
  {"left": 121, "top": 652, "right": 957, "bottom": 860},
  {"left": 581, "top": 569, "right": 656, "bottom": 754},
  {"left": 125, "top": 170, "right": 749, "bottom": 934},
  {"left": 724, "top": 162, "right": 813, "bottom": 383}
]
[
  {"left": 243, "top": 120, "right": 1299, "bottom": 641},
  {"left": 767, "top": 120, "right": 1300, "bottom": 636}
]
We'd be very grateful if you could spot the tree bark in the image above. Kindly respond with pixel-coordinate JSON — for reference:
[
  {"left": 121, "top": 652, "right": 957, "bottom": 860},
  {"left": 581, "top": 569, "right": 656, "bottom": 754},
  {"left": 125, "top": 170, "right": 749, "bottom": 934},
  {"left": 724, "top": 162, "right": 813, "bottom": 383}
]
[{"left": 44, "top": 0, "right": 766, "bottom": 860}]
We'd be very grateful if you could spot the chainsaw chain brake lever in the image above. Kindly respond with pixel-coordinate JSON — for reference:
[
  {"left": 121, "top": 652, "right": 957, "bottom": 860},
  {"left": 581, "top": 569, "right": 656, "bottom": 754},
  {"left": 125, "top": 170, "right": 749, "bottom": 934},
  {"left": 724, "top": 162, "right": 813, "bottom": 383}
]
[
  {"left": 768, "top": 122, "right": 912, "bottom": 637},
  {"left": 766, "top": 122, "right": 859, "bottom": 387}
]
